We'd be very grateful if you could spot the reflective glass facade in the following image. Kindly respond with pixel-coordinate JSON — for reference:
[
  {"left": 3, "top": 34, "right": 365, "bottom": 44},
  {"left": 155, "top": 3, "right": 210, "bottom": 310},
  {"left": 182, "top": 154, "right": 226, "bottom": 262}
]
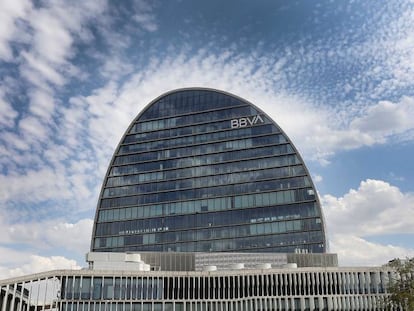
[{"left": 91, "top": 88, "right": 326, "bottom": 253}]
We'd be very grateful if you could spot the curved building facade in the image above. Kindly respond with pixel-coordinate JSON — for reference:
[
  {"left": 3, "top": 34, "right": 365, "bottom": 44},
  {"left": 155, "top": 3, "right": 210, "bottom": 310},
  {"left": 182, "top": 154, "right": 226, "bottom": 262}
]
[{"left": 91, "top": 88, "right": 326, "bottom": 254}]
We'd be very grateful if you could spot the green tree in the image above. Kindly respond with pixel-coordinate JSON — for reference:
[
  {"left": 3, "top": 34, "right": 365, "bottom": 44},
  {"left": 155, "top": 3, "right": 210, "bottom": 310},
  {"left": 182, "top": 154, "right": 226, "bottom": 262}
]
[{"left": 385, "top": 258, "right": 414, "bottom": 311}]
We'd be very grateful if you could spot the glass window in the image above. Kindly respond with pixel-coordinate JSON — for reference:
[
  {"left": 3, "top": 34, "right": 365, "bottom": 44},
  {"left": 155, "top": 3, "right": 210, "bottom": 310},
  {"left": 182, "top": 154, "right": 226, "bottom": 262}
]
[
  {"left": 103, "top": 278, "right": 114, "bottom": 299},
  {"left": 272, "top": 222, "right": 279, "bottom": 233},
  {"left": 93, "top": 277, "right": 102, "bottom": 299},
  {"left": 81, "top": 277, "right": 91, "bottom": 299}
]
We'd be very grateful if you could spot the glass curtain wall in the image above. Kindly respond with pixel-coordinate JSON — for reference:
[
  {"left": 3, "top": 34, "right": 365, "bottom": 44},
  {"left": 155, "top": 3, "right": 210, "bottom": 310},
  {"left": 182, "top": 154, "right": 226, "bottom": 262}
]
[{"left": 91, "top": 88, "right": 326, "bottom": 254}]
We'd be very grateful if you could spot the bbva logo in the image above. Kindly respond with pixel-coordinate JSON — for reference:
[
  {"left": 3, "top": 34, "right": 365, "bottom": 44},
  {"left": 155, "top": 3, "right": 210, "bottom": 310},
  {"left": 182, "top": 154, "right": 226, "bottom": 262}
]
[{"left": 231, "top": 115, "right": 264, "bottom": 128}]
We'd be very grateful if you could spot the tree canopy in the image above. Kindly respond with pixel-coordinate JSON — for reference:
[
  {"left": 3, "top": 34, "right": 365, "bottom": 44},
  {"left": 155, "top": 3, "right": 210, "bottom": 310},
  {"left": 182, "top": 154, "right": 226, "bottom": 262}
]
[{"left": 386, "top": 258, "right": 414, "bottom": 310}]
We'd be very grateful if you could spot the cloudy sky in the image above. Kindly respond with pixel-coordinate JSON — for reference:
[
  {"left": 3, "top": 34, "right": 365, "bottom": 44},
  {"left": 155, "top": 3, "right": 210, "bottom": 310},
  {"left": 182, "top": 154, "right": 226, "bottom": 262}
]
[{"left": 1, "top": 0, "right": 414, "bottom": 278}]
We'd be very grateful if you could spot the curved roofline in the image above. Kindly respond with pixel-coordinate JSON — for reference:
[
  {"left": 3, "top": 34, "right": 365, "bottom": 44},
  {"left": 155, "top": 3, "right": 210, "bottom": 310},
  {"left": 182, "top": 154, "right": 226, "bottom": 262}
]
[{"left": 90, "top": 87, "right": 326, "bottom": 252}]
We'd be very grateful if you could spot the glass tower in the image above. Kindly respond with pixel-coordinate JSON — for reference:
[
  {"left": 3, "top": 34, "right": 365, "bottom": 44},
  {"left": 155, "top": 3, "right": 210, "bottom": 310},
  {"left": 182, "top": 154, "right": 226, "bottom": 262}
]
[{"left": 91, "top": 88, "right": 326, "bottom": 253}]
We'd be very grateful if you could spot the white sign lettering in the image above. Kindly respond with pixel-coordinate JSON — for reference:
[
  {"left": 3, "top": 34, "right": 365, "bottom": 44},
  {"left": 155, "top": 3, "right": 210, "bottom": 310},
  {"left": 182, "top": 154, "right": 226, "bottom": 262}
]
[{"left": 231, "top": 115, "right": 264, "bottom": 128}]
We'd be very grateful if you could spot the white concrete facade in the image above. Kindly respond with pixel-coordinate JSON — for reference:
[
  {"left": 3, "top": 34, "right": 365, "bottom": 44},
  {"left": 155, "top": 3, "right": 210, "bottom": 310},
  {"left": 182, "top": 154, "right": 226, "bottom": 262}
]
[{"left": 1, "top": 265, "right": 393, "bottom": 311}]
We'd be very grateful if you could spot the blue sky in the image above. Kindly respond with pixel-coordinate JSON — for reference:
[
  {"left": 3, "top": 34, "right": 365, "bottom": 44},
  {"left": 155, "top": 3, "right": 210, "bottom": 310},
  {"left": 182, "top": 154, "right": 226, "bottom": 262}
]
[{"left": 1, "top": 0, "right": 414, "bottom": 277}]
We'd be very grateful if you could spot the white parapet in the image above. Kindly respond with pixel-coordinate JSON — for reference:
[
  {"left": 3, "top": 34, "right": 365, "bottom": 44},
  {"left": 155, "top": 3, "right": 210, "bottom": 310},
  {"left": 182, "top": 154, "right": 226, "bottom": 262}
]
[
  {"left": 229, "top": 263, "right": 245, "bottom": 270},
  {"left": 86, "top": 252, "right": 150, "bottom": 271},
  {"left": 282, "top": 263, "right": 298, "bottom": 269},
  {"left": 255, "top": 263, "right": 272, "bottom": 269},
  {"left": 125, "top": 253, "right": 142, "bottom": 262},
  {"left": 202, "top": 265, "right": 218, "bottom": 272}
]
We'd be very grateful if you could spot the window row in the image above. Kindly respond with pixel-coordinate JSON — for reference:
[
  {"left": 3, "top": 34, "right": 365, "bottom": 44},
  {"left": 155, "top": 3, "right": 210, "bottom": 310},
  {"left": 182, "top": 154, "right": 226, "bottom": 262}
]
[
  {"left": 100, "top": 179, "right": 313, "bottom": 208},
  {"left": 97, "top": 201, "right": 319, "bottom": 234},
  {"left": 120, "top": 124, "right": 274, "bottom": 154},
  {"left": 130, "top": 104, "right": 253, "bottom": 133},
  {"left": 97, "top": 199, "right": 318, "bottom": 224},
  {"left": 94, "top": 231, "right": 325, "bottom": 253},
  {"left": 111, "top": 144, "right": 293, "bottom": 179},
  {"left": 109, "top": 151, "right": 297, "bottom": 180},
  {"left": 99, "top": 241, "right": 325, "bottom": 254},
  {"left": 162, "top": 271, "right": 387, "bottom": 299},
  {"left": 102, "top": 171, "right": 308, "bottom": 199},
  {"left": 105, "top": 166, "right": 304, "bottom": 198},
  {"left": 124, "top": 116, "right": 271, "bottom": 144},
  {"left": 61, "top": 271, "right": 388, "bottom": 302},
  {"left": 62, "top": 276, "right": 163, "bottom": 300},
  {"left": 107, "top": 163, "right": 302, "bottom": 193},
  {"left": 96, "top": 218, "right": 322, "bottom": 247},
  {"left": 235, "top": 188, "right": 315, "bottom": 209},
  {"left": 120, "top": 127, "right": 281, "bottom": 155},
  {"left": 113, "top": 136, "right": 288, "bottom": 167},
  {"left": 139, "top": 90, "right": 246, "bottom": 121}
]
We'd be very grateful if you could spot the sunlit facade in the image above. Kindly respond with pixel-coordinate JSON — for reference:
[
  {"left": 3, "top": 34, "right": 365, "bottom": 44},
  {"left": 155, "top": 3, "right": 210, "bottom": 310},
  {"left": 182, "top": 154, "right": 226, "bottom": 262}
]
[{"left": 91, "top": 88, "right": 326, "bottom": 254}]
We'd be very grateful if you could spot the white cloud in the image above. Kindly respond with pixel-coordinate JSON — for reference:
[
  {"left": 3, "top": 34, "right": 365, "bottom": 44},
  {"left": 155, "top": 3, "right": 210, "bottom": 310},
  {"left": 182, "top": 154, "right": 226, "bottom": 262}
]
[
  {"left": 372, "top": 4, "right": 414, "bottom": 96},
  {"left": 47, "top": 219, "right": 94, "bottom": 253},
  {"left": 20, "top": 51, "right": 66, "bottom": 87},
  {"left": 132, "top": 0, "right": 158, "bottom": 32},
  {"left": 331, "top": 234, "right": 414, "bottom": 267},
  {"left": 323, "top": 179, "right": 414, "bottom": 236},
  {"left": 0, "top": 215, "right": 93, "bottom": 254},
  {"left": 0, "top": 132, "right": 30, "bottom": 154},
  {"left": 29, "top": 9, "right": 74, "bottom": 65},
  {"left": 295, "top": 96, "right": 414, "bottom": 163},
  {"left": 322, "top": 179, "right": 414, "bottom": 266},
  {"left": 0, "top": 255, "right": 81, "bottom": 279},
  {"left": 313, "top": 174, "right": 323, "bottom": 183},
  {"left": 28, "top": 88, "right": 56, "bottom": 120},
  {"left": 133, "top": 13, "right": 158, "bottom": 32},
  {"left": 0, "top": 0, "right": 163, "bottom": 218},
  {"left": 0, "top": 210, "right": 91, "bottom": 279},
  {"left": 0, "top": 168, "right": 72, "bottom": 213},
  {"left": 350, "top": 96, "right": 414, "bottom": 139},
  {"left": 0, "top": 0, "right": 32, "bottom": 61},
  {"left": 0, "top": 0, "right": 111, "bottom": 169},
  {"left": 0, "top": 89, "right": 18, "bottom": 128},
  {"left": 18, "top": 115, "right": 50, "bottom": 144},
  {"left": 0, "top": 246, "right": 31, "bottom": 270},
  {"left": 100, "top": 56, "right": 135, "bottom": 79}
]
